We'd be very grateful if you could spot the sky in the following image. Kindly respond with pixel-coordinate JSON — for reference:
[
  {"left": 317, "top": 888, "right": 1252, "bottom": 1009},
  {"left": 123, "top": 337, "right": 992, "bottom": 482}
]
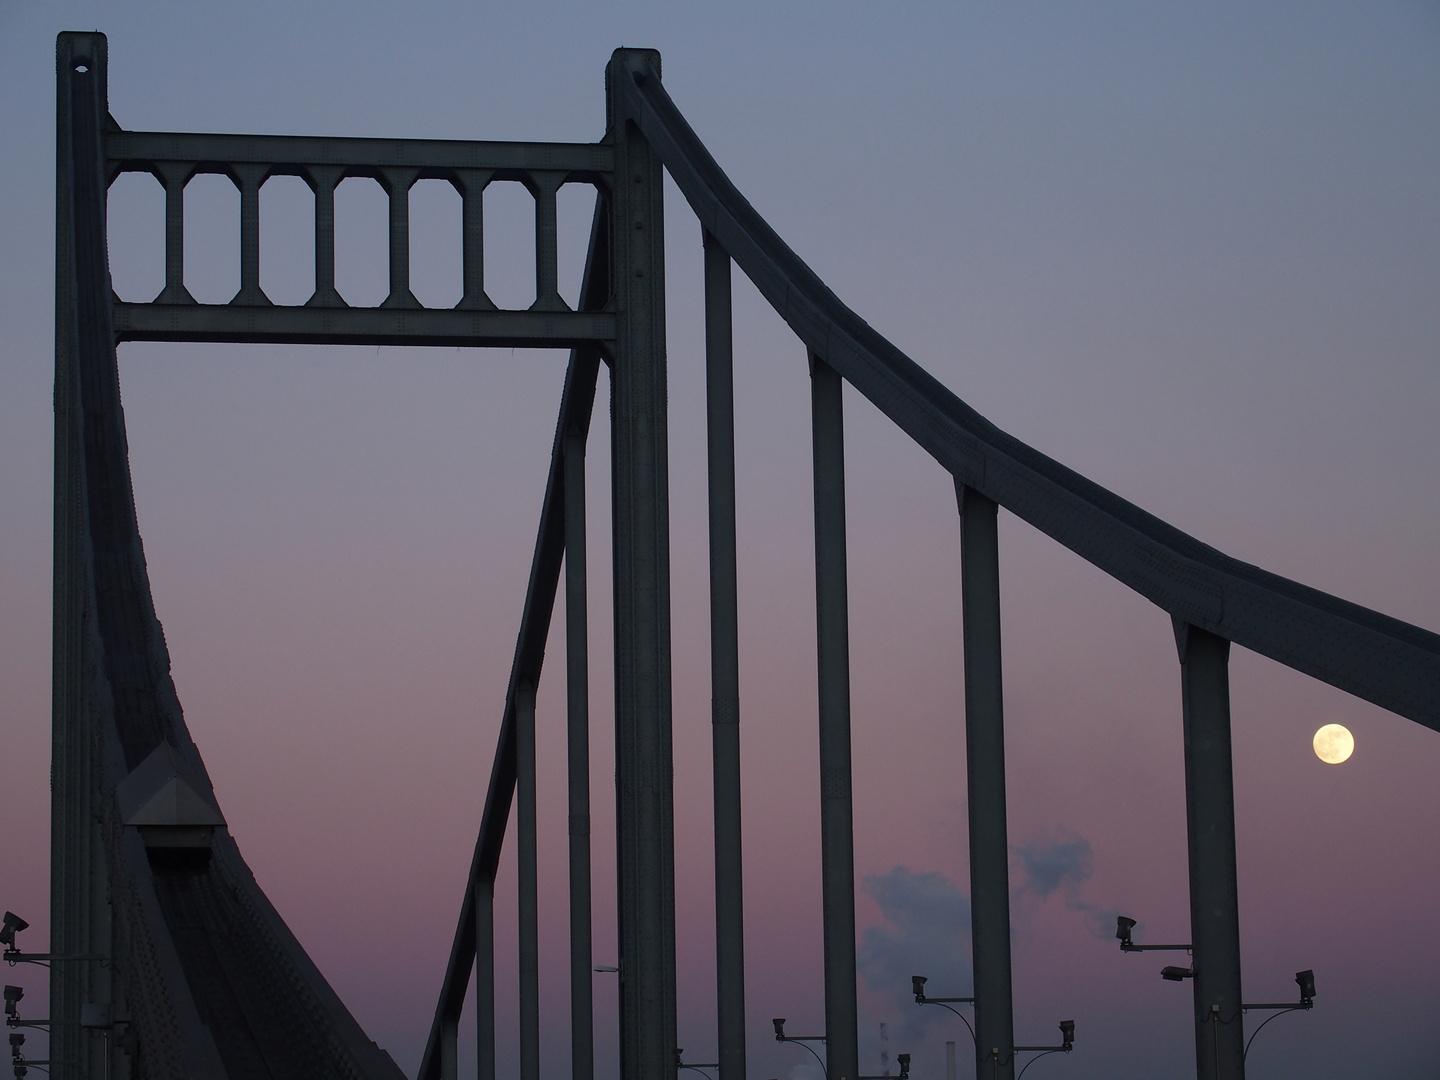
[{"left": 2, "top": 2, "right": 1439, "bottom": 1079}]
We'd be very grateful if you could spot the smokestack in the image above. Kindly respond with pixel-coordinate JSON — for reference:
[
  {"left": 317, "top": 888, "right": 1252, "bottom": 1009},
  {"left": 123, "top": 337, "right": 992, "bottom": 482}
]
[
  {"left": 881, "top": 1021, "right": 890, "bottom": 1077},
  {"left": 946, "top": 1041, "right": 956, "bottom": 1080}
]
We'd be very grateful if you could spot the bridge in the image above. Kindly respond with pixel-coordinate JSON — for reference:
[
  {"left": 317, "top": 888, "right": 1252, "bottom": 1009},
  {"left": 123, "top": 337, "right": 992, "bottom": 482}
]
[{"left": 32, "top": 29, "right": 1439, "bottom": 1080}]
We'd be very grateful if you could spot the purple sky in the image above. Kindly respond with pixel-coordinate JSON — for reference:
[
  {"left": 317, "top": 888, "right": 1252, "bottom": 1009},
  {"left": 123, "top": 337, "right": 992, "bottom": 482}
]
[{"left": 2, "top": 3, "right": 1439, "bottom": 1078}]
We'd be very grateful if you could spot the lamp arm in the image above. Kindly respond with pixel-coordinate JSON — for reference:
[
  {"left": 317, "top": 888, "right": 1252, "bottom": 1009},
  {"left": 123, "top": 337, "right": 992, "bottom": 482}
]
[
  {"left": 919, "top": 1000, "right": 977, "bottom": 1046},
  {"left": 778, "top": 1038, "right": 827, "bottom": 1073},
  {"left": 1120, "top": 943, "right": 1192, "bottom": 953},
  {"left": 1015, "top": 1049, "right": 1063, "bottom": 1080},
  {"left": 1242, "top": 1006, "right": 1304, "bottom": 1061}
]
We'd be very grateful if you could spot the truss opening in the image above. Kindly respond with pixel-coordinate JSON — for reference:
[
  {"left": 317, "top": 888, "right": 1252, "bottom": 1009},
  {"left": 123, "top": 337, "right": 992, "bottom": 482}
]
[
  {"left": 106, "top": 169, "right": 164, "bottom": 302},
  {"left": 409, "top": 178, "right": 464, "bottom": 309},
  {"left": 556, "top": 181, "right": 599, "bottom": 311},
  {"left": 259, "top": 173, "right": 316, "bottom": 306},
  {"left": 482, "top": 179, "right": 536, "bottom": 311},
  {"left": 183, "top": 170, "right": 240, "bottom": 304},
  {"left": 334, "top": 175, "right": 390, "bottom": 307}
]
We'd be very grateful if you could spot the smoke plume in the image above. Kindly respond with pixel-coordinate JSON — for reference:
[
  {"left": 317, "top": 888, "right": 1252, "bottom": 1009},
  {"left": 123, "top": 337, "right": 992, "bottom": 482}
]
[
  {"left": 857, "top": 866, "right": 972, "bottom": 1040},
  {"left": 1012, "top": 827, "right": 1121, "bottom": 940}
]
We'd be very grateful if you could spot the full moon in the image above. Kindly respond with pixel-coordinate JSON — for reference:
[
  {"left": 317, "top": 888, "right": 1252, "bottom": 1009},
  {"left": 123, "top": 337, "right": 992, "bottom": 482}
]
[{"left": 1313, "top": 723, "right": 1355, "bottom": 764}]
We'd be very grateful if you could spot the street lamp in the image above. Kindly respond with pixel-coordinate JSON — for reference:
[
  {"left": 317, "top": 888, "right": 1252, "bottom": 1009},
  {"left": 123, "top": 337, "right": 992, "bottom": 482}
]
[
  {"left": 1114, "top": 915, "right": 1191, "bottom": 954},
  {"left": 771, "top": 1018, "right": 826, "bottom": 1073},
  {"left": 909, "top": 974, "right": 976, "bottom": 1044},
  {"left": 674, "top": 1048, "right": 719, "bottom": 1079},
  {"left": 1241, "top": 970, "right": 1317, "bottom": 1060}
]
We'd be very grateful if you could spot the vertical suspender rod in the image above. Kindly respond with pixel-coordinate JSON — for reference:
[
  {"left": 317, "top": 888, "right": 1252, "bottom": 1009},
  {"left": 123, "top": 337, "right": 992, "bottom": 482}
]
[
  {"left": 704, "top": 230, "right": 747, "bottom": 1080},
  {"left": 810, "top": 354, "right": 858, "bottom": 1080},
  {"left": 1175, "top": 621, "right": 1246, "bottom": 1080},
  {"left": 958, "top": 483, "right": 1016, "bottom": 1080}
]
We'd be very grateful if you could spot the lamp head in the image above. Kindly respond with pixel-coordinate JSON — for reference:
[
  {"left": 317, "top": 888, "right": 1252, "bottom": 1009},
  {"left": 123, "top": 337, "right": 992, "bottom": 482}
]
[
  {"left": 1059, "top": 1020, "right": 1075, "bottom": 1048},
  {"left": 2, "top": 986, "right": 20, "bottom": 1017},
  {"left": 1160, "top": 966, "right": 1192, "bottom": 982},
  {"left": 7, "top": 1036, "right": 20, "bottom": 1048},
  {"left": 1115, "top": 916, "right": 1136, "bottom": 946},
  {"left": 911, "top": 975, "right": 927, "bottom": 1001},
  {"left": 772, "top": 1018, "right": 786, "bottom": 1040},
  {"left": 0, "top": 914, "right": 28, "bottom": 949},
  {"left": 897, "top": 1053, "right": 910, "bottom": 1079},
  {"left": 1295, "top": 969, "right": 1316, "bottom": 1003}
]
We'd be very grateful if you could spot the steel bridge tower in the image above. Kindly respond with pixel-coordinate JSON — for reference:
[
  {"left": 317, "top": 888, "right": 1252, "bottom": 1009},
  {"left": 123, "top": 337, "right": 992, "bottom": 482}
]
[{"left": 44, "top": 29, "right": 1440, "bottom": 1080}]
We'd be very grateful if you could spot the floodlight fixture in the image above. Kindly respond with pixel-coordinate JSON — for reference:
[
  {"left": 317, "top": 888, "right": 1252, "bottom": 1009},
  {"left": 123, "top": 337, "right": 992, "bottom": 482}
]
[
  {"left": 1115, "top": 916, "right": 1135, "bottom": 947},
  {"left": 1, "top": 988, "right": 19, "bottom": 1018},
  {"left": 1160, "top": 966, "right": 1193, "bottom": 982},
  {"left": 897, "top": 1052, "right": 910, "bottom": 1079},
  {"left": 772, "top": 1018, "right": 785, "bottom": 1039},
  {"left": 0, "top": 917, "right": 26, "bottom": 951},
  {"left": 1296, "top": 969, "right": 1316, "bottom": 1004},
  {"left": 911, "top": 975, "right": 927, "bottom": 1001},
  {"left": 1059, "top": 1020, "right": 1074, "bottom": 1049}
]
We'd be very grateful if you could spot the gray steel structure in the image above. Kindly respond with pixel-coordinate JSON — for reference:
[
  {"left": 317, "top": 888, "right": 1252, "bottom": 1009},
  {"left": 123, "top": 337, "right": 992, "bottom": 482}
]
[{"left": 50, "top": 30, "right": 1440, "bottom": 1080}]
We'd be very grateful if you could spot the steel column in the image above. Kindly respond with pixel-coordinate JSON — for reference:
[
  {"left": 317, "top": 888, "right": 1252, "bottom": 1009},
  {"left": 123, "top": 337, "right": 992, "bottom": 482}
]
[
  {"left": 309, "top": 166, "right": 343, "bottom": 307},
  {"left": 810, "top": 354, "right": 858, "bottom": 1080},
  {"left": 517, "top": 683, "right": 540, "bottom": 1080},
  {"left": 704, "top": 230, "right": 747, "bottom": 1080},
  {"left": 1175, "top": 621, "right": 1245, "bottom": 1080},
  {"left": 235, "top": 164, "right": 268, "bottom": 305},
  {"left": 384, "top": 168, "right": 421, "bottom": 308},
  {"left": 157, "top": 161, "right": 190, "bottom": 304},
  {"left": 457, "top": 169, "right": 492, "bottom": 309},
  {"left": 957, "top": 483, "right": 1015, "bottom": 1080},
  {"left": 54, "top": 34, "right": 113, "bottom": 1080},
  {"left": 534, "top": 173, "right": 565, "bottom": 311},
  {"left": 606, "top": 48, "right": 678, "bottom": 1080},
  {"left": 565, "top": 426, "right": 595, "bottom": 1080}
]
